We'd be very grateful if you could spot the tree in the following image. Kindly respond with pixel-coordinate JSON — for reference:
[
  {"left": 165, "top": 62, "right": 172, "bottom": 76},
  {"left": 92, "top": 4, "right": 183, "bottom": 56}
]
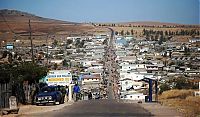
[
  {"left": 120, "top": 30, "right": 124, "bottom": 36},
  {"left": 197, "top": 30, "right": 200, "bottom": 35},
  {"left": 158, "top": 35, "right": 164, "bottom": 45},
  {"left": 63, "top": 59, "right": 69, "bottom": 67},
  {"left": 0, "top": 62, "right": 47, "bottom": 84},
  {"left": 75, "top": 39, "right": 81, "bottom": 48},
  {"left": 159, "top": 83, "right": 171, "bottom": 94},
  {"left": 165, "top": 31, "right": 168, "bottom": 36},
  {"left": 66, "top": 39, "right": 73, "bottom": 45},
  {"left": 54, "top": 63, "right": 58, "bottom": 70},
  {"left": 115, "top": 31, "right": 119, "bottom": 35},
  {"left": 52, "top": 39, "right": 58, "bottom": 46},
  {"left": 126, "top": 31, "right": 130, "bottom": 35},
  {"left": 79, "top": 40, "right": 85, "bottom": 48},
  {"left": 17, "top": 62, "right": 47, "bottom": 83},
  {"left": 103, "top": 38, "right": 108, "bottom": 45},
  {"left": 143, "top": 29, "right": 146, "bottom": 35},
  {"left": 131, "top": 29, "right": 134, "bottom": 35},
  {"left": 155, "top": 34, "right": 159, "bottom": 41},
  {"left": 150, "top": 35, "right": 154, "bottom": 41}
]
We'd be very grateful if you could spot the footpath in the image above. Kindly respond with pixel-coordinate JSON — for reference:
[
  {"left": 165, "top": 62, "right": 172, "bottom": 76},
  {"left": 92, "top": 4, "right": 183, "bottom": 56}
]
[
  {"left": 1, "top": 101, "right": 74, "bottom": 117},
  {"left": 140, "top": 102, "right": 183, "bottom": 117},
  {"left": 122, "top": 100, "right": 183, "bottom": 117}
]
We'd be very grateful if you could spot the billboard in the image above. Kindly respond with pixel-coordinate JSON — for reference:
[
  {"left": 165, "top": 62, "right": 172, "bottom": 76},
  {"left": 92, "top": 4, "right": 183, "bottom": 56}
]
[
  {"left": 45, "top": 70, "right": 72, "bottom": 86},
  {"left": 6, "top": 44, "right": 14, "bottom": 49}
]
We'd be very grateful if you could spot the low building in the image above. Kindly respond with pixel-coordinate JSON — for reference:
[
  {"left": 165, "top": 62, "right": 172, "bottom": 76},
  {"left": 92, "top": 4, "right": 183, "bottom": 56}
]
[{"left": 81, "top": 74, "right": 101, "bottom": 85}]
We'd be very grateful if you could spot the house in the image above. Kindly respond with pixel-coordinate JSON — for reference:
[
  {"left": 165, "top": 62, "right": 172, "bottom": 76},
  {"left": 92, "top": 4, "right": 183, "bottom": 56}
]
[
  {"left": 80, "top": 60, "right": 96, "bottom": 67},
  {"left": 120, "top": 78, "right": 133, "bottom": 91},
  {"left": 116, "top": 50, "right": 127, "bottom": 57},
  {"left": 50, "top": 59, "right": 63, "bottom": 65},
  {"left": 120, "top": 90, "right": 146, "bottom": 100},
  {"left": 119, "top": 78, "right": 143, "bottom": 91},
  {"left": 120, "top": 56, "right": 137, "bottom": 63},
  {"left": 119, "top": 70, "right": 146, "bottom": 81},
  {"left": 140, "top": 46, "right": 150, "bottom": 53},
  {"left": 93, "top": 37, "right": 106, "bottom": 43},
  {"left": 86, "top": 65, "right": 104, "bottom": 74},
  {"left": 81, "top": 74, "right": 101, "bottom": 85},
  {"left": 120, "top": 64, "right": 137, "bottom": 71},
  {"left": 124, "top": 36, "right": 134, "bottom": 41},
  {"left": 189, "top": 38, "right": 200, "bottom": 43}
]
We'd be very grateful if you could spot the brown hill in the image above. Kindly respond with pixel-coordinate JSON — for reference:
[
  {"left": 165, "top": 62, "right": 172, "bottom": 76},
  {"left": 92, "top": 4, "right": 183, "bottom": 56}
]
[{"left": 0, "top": 9, "right": 94, "bottom": 36}]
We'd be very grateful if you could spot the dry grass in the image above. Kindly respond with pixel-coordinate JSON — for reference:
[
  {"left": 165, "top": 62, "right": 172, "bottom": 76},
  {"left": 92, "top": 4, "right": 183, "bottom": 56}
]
[
  {"left": 159, "top": 90, "right": 200, "bottom": 117},
  {"left": 159, "top": 89, "right": 194, "bottom": 99}
]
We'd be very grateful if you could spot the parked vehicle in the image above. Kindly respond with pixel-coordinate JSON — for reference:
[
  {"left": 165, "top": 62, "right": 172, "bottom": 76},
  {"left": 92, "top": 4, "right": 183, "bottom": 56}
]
[
  {"left": 36, "top": 86, "right": 64, "bottom": 105},
  {"left": 92, "top": 92, "right": 100, "bottom": 99}
]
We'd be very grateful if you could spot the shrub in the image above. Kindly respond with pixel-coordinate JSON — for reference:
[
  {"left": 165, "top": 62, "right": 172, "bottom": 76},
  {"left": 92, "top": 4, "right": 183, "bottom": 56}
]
[
  {"left": 159, "top": 90, "right": 194, "bottom": 99},
  {"left": 159, "top": 83, "right": 171, "bottom": 94}
]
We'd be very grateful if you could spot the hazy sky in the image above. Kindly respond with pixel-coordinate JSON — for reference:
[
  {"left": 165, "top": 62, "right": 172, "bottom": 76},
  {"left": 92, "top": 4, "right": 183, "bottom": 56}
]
[{"left": 0, "top": 0, "right": 199, "bottom": 24}]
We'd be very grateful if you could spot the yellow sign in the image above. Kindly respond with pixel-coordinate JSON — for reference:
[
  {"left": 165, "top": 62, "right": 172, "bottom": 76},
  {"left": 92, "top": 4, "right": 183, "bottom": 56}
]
[
  {"left": 46, "top": 70, "right": 72, "bottom": 86},
  {"left": 48, "top": 78, "right": 64, "bottom": 82}
]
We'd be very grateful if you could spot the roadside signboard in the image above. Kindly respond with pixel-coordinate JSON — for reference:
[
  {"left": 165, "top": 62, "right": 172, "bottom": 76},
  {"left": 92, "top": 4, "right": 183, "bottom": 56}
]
[
  {"left": 45, "top": 70, "right": 72, "bottom": 86},
  {"left": 6, "top": 43, "right": 14, "bottom": 49}
]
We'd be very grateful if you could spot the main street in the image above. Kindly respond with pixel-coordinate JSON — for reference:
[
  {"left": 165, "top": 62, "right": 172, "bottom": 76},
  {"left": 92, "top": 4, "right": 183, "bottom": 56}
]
[
  {"left": 106, "top": 27, "right": 118, "bottom": 100},
  {"left": 24, "top": 100, "right": 152, "bottom": 117}
]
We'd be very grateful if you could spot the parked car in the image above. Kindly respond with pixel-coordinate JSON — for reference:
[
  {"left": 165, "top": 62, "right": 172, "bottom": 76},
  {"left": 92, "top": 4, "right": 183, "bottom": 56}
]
[
  {"left": 36, "top": 86, "right": 64, "bottom": 105},
  {"left": 92, "top": 92, "right": 100, "bottom": 99}
]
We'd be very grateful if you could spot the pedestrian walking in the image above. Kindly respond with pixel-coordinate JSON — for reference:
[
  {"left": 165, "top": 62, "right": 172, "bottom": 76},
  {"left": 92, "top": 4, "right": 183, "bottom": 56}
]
[
  {"left": 88, "top": 91, "right": 92, "bottom": 100},
  {"left": 73, "top": 84, "right": 80, "bottom": 101},
  {"left": 65, "top": 85, "right": 69, "bottom": 102}
]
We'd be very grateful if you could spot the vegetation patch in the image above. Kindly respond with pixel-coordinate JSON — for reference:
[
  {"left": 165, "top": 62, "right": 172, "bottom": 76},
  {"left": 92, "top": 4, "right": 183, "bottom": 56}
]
[{"left": 159, "top": 90, "right": 200, "bottom": 117}]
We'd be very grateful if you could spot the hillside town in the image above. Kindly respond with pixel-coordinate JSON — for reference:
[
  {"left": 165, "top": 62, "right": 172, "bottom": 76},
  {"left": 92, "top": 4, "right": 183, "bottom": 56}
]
[
  {"left": 1, "top": 28, "right": 200, "bottom": 98},
  {"left": 0, "top": 7, "right": 200, "bottom": 117}
]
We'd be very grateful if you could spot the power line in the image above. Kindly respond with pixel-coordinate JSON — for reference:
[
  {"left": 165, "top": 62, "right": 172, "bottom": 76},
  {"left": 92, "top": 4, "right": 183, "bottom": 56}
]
[
  {"left": 29, "top": 19, "right": 34, "bottom": 63},
  {"left": 0, "top": 13, "right": 24, "bottom": 42},
  {"left": 0, "top": 13, "right": 15, "bottom": 34}
]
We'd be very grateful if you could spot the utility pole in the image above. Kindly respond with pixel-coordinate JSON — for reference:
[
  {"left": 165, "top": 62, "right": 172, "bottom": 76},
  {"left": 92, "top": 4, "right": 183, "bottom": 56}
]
[
  {"left": 29, "top": 19, "right": 34, "bottom": 63},
  {"left": 46, "top": 34, "right": 49, "bottom": 66}
]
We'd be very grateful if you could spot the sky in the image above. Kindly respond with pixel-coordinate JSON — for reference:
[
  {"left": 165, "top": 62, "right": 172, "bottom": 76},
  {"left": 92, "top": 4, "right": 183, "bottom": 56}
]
[{"left": 0, "top": 0, "right": 199, "bottom": 24}]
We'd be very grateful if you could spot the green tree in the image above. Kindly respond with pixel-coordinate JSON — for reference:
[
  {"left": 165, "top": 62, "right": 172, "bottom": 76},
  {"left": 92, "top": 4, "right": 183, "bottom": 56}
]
[
  {"left": 115, "top": 31, "right": 119, "bottom": 35},
  {"left": 80, "top": 40, "right": 85, "bottom": 48},
  {"left": 159, "top": 83, "right": 171, "bottom": 94},
  {"left": 52, "top": 39, "right": 58, "bottom": 46},
  {"left": 75, "top": 39, "right": 81, "bottom": 48},
  {"left": 131, "top": 29, "right": 134, "bottom": 35},
  {"left": 17, "top": 62, "right": 47, "bottom": 84},
  {"left": 126, "top": 31, "right": 130, "bottom": 35},
  {"left": 0, "top": 62, "right": 47, "bottom": 84},
  {"left": 52, "top": 63, "right": 57, "bottom": 70},
  {"left": 63, "top": 59, "right": 69, "bottom": 67},
  {"left": 103, "top": 38, "right": 108, "bottom": 45},
  {"left": 143, "top": 29, "right": 146, "bottom": 35},
  {"left": 165, "top": 31, "right": 168, "bottom": 36},
  {"left": 158, "top": 35, "right": 164, "bottom": 45},
  {"left": 66, "top": 39, "right": 73, "bottom": 45},
  {"left": 120, "top": 30, "right": 124, "bottom": 36}
]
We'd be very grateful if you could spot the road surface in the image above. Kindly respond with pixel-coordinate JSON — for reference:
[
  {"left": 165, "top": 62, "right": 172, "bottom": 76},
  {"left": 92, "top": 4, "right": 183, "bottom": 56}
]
[{"left": 23, "top": 100, "right": 152, "bottom": 117}]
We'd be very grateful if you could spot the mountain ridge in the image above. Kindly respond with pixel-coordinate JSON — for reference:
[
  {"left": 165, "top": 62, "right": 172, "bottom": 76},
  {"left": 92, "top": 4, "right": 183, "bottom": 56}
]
[{"left": 0, "top": 9, "right": 76, "bottom": 24}]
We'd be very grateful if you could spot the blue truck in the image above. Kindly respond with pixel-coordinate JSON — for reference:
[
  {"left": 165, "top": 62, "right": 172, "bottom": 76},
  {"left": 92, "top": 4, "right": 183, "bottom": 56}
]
[{"left": 36, "top": 86, "right": 65, "bottom": 105}]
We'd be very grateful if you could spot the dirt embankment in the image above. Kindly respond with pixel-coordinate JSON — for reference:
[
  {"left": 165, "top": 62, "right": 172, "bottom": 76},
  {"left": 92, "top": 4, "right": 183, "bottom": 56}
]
[{"left": 159, "top": 90, "right": 200, "bottom": 117}]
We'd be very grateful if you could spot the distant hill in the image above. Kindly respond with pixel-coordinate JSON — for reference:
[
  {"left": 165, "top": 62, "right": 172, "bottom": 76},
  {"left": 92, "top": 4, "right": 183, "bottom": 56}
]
[
  {"left": 0, "top": 9, "right": 94, "bottom": 36},
  {"left": 119, "top": 21, "right": 183, "bottom": 26},
  {"left": 98, "top": 21, "right": 199, "bottom": 27},
  {"left": 0, "top": 9, "right": 74, "bottom": 24}
]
